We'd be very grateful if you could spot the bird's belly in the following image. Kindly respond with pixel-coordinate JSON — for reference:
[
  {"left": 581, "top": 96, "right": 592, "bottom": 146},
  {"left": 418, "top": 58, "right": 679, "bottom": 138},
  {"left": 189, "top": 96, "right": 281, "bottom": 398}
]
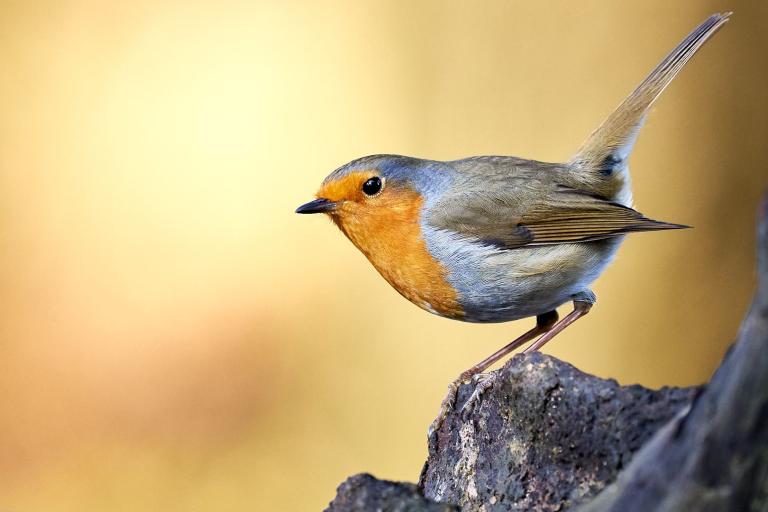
[{"left": 423, "top": 227, "right": 623, "bottom": 323}]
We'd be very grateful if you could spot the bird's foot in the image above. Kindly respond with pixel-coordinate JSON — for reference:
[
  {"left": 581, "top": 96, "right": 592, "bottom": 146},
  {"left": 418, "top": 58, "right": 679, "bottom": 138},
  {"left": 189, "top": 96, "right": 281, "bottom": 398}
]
[
  {"left": 460, "top": 372, "right": 497, "bottom": 420},
  {"left": 428, "top": 370, "right": 476, "bottom": 449},
  {"left": 428, "top": 370, "right": 499, "bottom": 450}
]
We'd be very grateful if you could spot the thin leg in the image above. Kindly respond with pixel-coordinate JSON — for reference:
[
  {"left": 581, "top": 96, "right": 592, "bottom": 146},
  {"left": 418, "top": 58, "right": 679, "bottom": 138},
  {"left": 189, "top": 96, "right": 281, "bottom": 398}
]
[
  {"left": 460, "top": 309, "right": 559, "bottom": 378},
  {"left": 428, "top": 310, "right": 558, "bottom": 443},
  {"left": 523, "top": 300, "right": 593, "bottom": 354}
]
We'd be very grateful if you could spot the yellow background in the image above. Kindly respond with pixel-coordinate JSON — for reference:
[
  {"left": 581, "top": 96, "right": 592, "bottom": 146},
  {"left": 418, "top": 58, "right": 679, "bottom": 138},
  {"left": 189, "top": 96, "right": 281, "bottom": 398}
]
[{"left": 1, "top": 1, "right": 766, "bottom": 510}]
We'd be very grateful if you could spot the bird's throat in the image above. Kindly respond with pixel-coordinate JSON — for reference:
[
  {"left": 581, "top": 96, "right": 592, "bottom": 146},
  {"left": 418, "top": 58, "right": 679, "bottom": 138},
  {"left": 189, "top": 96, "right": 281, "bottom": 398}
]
[{"left": 333, "top": 191, "right": 464, "bottom": 319}]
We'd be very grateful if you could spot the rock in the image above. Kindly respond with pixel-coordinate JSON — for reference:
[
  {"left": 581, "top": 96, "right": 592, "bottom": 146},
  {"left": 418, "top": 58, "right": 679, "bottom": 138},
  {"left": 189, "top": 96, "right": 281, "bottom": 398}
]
[
  {"left": 419, "top": 353, "right": 697, "bottom": 511},
  {"left": 325, "top": 473, "right": 458, "bottom": 512},
  {"left": 324, "top": 356, "right": 696, "bottom": 512}
]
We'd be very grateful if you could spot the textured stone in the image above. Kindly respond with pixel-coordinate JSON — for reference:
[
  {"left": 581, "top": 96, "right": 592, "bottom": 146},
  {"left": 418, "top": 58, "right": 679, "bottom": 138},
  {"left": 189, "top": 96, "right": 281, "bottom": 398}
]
[
  {"left": 325, "top": 473, "right": 457, "bottom": 512},
  {"left": 420, "top": 353, "right": 696, "bottom": 511}
]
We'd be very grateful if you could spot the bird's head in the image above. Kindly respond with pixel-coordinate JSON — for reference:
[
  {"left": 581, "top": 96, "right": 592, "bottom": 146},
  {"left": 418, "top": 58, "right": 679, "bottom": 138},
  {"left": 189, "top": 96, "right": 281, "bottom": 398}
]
[
  {"left": 295, "top": 155, "right": 462, "bottom": 318},
  {"left": 296, "top": 155, "right": 431, "bottom": 253}
]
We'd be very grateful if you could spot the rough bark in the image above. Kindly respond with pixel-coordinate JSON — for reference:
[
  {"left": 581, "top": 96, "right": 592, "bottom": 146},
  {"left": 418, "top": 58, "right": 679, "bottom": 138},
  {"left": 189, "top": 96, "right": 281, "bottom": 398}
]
[{"left": 325, "top": 194, "right": 768, "bottom": 512}]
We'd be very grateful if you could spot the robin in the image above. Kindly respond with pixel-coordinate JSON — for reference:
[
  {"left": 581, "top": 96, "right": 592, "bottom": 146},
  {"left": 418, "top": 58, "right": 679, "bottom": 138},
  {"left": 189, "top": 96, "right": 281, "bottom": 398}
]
[{"left": 296, "top": 13, "right": 730, "bottom": 435}]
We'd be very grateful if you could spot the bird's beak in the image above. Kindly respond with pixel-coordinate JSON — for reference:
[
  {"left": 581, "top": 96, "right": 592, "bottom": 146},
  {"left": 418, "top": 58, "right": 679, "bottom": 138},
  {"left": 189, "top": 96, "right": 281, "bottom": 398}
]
[{"left": 295, "top": 198, "right": 338, "bottom": 214}]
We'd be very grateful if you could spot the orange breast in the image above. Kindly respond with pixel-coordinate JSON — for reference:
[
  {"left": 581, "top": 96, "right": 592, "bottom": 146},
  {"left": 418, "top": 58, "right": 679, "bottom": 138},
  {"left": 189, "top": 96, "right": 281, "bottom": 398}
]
[{"left": 333, "top": 188, "right": 463, "bottom": 319}]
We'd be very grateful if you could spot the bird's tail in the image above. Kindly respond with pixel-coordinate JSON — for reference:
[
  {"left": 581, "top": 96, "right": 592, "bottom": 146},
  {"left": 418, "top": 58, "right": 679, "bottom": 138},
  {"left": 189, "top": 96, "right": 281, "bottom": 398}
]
[{"left": 571, "top": 12, "right": 730, "bottom": 174}]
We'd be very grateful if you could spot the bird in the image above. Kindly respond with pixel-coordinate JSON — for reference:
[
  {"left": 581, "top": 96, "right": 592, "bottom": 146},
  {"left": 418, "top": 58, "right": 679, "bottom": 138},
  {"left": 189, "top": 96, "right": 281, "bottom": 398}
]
[{"left": 296, "top": 13, "right": 730, "bottom": 436}]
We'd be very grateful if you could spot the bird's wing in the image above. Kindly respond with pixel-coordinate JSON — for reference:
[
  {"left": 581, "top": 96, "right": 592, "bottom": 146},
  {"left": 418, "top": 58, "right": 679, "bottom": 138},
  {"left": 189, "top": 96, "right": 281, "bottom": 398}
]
[{"left": 425, "top": 180, "right": 686, "bottom": 249}]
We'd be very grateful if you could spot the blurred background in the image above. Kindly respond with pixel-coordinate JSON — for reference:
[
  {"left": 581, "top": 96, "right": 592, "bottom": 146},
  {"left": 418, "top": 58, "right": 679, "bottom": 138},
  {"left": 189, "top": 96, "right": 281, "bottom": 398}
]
[{"left": 0, "top": 0, "right": 766, "bottom": 510}]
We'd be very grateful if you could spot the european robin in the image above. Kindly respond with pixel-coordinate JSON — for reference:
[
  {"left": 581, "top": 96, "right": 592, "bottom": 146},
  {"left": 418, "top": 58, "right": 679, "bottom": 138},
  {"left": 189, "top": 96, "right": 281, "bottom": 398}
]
[{"left": 297, "top": 13, "right": 730, "bottom": 435}]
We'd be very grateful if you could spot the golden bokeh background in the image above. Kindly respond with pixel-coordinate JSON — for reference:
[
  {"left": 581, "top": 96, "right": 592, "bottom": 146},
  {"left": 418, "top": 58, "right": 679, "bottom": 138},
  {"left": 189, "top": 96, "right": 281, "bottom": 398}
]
[{"left": 1, "top": 1, "right": 766, "bottom": 510}]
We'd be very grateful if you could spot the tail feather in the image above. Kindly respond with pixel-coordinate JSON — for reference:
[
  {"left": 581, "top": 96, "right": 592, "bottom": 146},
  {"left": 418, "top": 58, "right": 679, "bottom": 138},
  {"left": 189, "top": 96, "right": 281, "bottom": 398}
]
[{"left": 572, "top": 12, "right": 730, "bottom": 173}]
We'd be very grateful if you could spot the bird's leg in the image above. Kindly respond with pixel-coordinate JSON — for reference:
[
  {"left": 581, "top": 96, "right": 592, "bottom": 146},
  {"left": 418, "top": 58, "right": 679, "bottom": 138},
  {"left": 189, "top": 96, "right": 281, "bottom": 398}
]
[
  {"left": 523, "top": 295, "right": 595, "bottom": 354},
  {"left": 428, "top": 310, "right": 558, "bottom": 444}
]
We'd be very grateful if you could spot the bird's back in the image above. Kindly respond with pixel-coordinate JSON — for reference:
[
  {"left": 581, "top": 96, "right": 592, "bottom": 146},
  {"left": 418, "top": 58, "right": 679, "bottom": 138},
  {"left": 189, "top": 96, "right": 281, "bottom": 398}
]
[{"left": 448, "top": 155, "right": 632, "bottom": 207}]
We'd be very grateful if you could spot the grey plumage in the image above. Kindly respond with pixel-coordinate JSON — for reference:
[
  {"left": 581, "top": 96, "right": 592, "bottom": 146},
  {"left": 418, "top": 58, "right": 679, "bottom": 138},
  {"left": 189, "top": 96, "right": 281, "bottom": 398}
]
[
  {"left": 425, "top": 13, "right": 730, "bottom": 321},
  {"left": 303, "top": 13, "right": 730, "bottom": 324}
]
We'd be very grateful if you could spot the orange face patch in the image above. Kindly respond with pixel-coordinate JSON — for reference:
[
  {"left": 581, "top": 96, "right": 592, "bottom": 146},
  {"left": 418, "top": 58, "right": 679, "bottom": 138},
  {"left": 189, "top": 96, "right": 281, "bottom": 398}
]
[
  {"left": 316, "top": 171, "right": 463, "bottom": 319},
  {"left": 316, "top": 171, "right": 374, "bottom": 204}
]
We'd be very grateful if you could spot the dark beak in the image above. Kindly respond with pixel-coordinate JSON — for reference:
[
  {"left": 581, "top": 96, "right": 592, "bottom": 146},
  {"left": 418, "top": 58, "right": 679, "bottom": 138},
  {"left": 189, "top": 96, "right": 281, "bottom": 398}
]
[{"left": 295, "top": 198, "right": 338, "bottom": 214}]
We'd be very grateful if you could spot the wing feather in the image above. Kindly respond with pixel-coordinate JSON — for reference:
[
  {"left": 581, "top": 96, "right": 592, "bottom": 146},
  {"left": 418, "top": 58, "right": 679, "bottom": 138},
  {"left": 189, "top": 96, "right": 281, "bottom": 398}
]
[{"left": 426, "top": 180, "right": 687, "bottom": 249}]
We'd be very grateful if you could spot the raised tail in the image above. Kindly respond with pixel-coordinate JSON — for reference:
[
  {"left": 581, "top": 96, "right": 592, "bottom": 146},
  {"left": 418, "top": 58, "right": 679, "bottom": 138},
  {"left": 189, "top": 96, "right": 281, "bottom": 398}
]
[{"left": 571, "top": 12, "right": 730, "bottom": 173}]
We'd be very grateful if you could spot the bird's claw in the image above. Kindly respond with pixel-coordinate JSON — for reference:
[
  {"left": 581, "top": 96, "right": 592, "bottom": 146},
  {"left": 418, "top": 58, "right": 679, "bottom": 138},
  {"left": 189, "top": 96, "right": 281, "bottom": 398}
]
[
  {"left": 428, "top": 371, "right": 498, "bottom": 448},
  {"left": 428, "top": 379, "right": 461, "bottom": 447},
  {"left": 460, "top": 373, "right": 496, "bottom": 420}
]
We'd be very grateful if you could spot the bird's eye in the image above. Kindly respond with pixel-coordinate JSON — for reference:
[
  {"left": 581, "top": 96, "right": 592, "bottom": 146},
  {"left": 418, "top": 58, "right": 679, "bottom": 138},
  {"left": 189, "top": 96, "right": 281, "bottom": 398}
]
[{"left": 362, "top": 176, "right": 383, "bottom": 196}]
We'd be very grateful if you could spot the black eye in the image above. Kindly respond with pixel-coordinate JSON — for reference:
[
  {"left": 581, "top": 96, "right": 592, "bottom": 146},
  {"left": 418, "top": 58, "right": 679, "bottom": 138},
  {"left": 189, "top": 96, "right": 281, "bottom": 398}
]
[{"left": 362, "top": 176, "right": 383, "bottom": 196}]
